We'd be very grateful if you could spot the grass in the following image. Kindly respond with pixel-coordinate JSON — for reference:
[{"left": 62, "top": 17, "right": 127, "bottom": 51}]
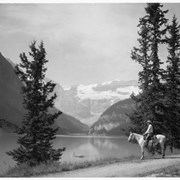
[
  {"left": 1, "top": 155, "right": 138, "bottom": 177},
  {"left": 0, "top": 161, "right": 14, "bottom": 176},
  {"left": 2, "top": 161, "right": 62, "bottom": 177}
]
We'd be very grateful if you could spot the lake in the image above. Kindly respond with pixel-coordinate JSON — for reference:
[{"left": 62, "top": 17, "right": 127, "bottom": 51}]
[{"left": 0, "top": 134, "right": 179, "bottom": 174}]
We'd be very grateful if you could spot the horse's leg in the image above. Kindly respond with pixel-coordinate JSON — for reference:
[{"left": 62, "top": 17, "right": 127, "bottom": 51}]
[
  {"left": 140, "top": 146, "right": 144, "bottom": 160},
  {"left": 162, "top": 141, "right": 166, "bottom": 158},
  {"left": 161, "top": 142, "right": 165, "bottom": 158}
]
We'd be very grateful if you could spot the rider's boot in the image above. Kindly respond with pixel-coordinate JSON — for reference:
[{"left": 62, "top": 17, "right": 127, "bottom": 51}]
[
  {"left": 144, "top": 140, "right": 148, "bottom": 147},
  {"left": 150, "top": 141, "right": 155, "bottom": 154}
]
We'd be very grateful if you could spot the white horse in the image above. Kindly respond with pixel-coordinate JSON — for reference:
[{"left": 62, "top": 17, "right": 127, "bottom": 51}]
[{"left": 128, "top": 132, "right": 166, "bottom": 160}]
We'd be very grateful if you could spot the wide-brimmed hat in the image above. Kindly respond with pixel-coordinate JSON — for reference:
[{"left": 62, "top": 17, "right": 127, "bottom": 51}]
[{"left": 147, "top": 120, "right": 152, "bottom": 124}]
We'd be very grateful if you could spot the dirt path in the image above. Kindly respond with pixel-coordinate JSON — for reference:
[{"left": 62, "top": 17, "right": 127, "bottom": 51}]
[{"left": 46, "top": 154, "right": 180, "bottom": 177}]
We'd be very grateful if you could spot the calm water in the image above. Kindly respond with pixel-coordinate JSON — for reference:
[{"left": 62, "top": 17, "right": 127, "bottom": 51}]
[{"left": 0, "top": 134, "right": 179, "bottom": 174}]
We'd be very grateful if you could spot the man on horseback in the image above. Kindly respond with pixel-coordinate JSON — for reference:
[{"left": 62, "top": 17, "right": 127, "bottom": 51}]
[{"left": 143, "top": 120, "right": 154, "bottom": 147}]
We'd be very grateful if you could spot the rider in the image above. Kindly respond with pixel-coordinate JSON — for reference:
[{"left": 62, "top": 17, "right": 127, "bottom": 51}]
[{"left": 143, "top": 120, "right": 154, "bottom": 147}]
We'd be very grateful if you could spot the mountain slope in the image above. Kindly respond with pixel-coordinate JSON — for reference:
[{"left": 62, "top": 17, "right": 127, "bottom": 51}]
[
  {"left": 56, "top": 113, "right": 88, "bottom": 134},
  {"left": 0, "top": 52, "right": 88, "bottom": 134},
  {"left": 89, "top": 98, "right": 135, "bottom": 136},
  {"left": 49, "top": 108, "right": 88, "bottom": 134},
  {"left": 0, "top": 52, "right": 24, "bottom": 127}
]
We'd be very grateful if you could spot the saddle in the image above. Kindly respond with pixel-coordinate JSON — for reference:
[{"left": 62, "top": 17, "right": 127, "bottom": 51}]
[
  {"left": 148, "top": 135, "right": 158, "bottom": 146},
  {"left": 143, "top": 134, "right": 158, "bottom": 145},
  {"left": 143, "top": 134, "right": 156, "bottom": 140}
]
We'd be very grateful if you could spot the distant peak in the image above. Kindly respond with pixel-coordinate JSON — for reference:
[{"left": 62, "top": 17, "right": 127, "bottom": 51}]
[
  {"left": 0, "top": 52, "right": 8, "bottom": 63},
  {"left": 0, "top": 52, "right": 4, "bottom": 58}
]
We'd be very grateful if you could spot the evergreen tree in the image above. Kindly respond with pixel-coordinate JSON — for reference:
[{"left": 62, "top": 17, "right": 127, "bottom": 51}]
[
  {"left": 130, "top": 17, "right": 151, "bottom": 133},
  {"left": 165, "top": 15, "right": 180, "bottom": 148},
  {"left": 7, "top": 41, "right": 65, "bottom": 166},
  {"left": 142, "top": 3, "right": 168, "bottom": 134},
  {"left": 130, "top": 3, "right": 168, "bottom": 134}
]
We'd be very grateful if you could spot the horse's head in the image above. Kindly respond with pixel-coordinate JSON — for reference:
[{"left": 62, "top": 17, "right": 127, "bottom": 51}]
[{"left": 128, "top": 132, "right": 135, "bottom": 142}]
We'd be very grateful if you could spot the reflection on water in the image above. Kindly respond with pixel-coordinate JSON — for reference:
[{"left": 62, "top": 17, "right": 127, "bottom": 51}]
[
  {"left": 0, "top": 135, "right": 180, "bottom": 174},
  {"left": 90, "top": 137, "right": 120, "bottom": 149},
  {"left": 90, "top": 136, "right": 140, "bottom": 158},
  {"left": 53, "top": 136, "right": 140, "bottom": 163}
]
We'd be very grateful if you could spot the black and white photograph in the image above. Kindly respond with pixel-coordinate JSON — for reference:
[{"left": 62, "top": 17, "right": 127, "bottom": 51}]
[{"left": 0, "top": 1, "right": 180, "bottom": 177}]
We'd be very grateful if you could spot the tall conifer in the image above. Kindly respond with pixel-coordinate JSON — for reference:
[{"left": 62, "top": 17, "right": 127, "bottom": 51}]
[
  {"left": 130, "top": 17, "right": 151, "bottom": 133},
  {"left": 130, "top": 3, "right": 168, "bottom": 134},
  {"left": 165, "top": 15, "right": 180, "bottom": 148},
  {"left": 7, "top": 41, "right": 65, "bottom": 166}
]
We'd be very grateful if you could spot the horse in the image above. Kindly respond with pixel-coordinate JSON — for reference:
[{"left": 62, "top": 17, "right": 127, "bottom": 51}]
[{"left": 128, "top": 132, "right": 166, "bottom": 160}]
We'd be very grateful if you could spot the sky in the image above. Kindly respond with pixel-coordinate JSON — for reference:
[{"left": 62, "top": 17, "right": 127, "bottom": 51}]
[{"left": 1, "top": 3, "right": 180, "bottom": 88}]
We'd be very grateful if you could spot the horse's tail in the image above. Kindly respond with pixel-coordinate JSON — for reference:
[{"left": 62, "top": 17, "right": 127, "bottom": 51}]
[{"left": 163, "top": 135, "right": 167, "bottom": 156}]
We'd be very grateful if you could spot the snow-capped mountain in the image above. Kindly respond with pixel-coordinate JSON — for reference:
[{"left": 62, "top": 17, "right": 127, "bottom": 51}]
[
  {"left": 53, "top": 80, "right": 140, "bottom": 126},
  {"left": 77, "top": 80, "right": 139, "bottom": 100}
]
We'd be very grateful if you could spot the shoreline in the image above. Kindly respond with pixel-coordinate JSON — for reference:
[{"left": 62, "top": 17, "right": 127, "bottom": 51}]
[
  {"left": 0, "top": 132, "right": 127, "bottom": 139},
  {"left": 55, "top": 134, "right": 127, "bottom": 138}
]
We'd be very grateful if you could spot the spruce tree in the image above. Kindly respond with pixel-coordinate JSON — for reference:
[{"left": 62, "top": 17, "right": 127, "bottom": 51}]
[
  {"left": 130, "top": 17, "right": 151, "bottom": 133},
  {"left": 7, "top": 41, "right": 65, "bottom": 166},
  {"left": 165, "top": 15, "right": 180, "bottom": 148},
  {"left": 130, "top": 3, "right": 168, "bottom": 134},
  {"left": 142, "top": 3, "right": 168, "bottom": 134}
]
